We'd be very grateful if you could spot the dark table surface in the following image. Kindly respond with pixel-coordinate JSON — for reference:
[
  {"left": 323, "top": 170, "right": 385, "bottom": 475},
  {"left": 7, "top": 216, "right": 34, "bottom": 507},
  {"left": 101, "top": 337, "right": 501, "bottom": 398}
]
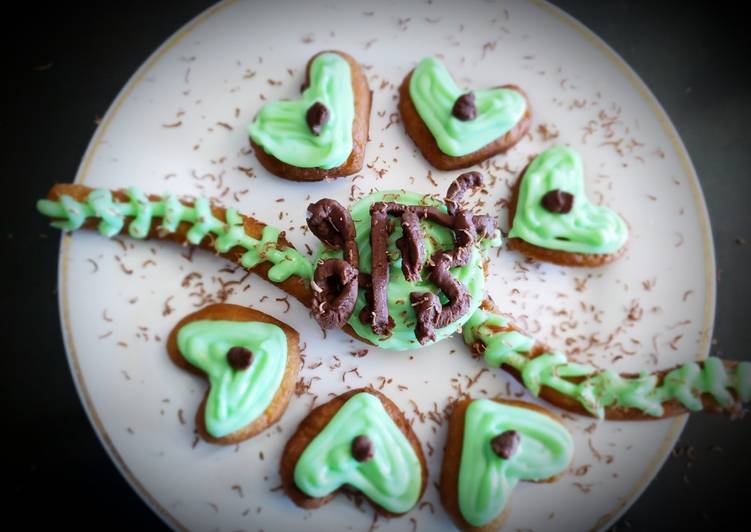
[{"left": 6, "top": 1, "right": 750, "bottom": 530}]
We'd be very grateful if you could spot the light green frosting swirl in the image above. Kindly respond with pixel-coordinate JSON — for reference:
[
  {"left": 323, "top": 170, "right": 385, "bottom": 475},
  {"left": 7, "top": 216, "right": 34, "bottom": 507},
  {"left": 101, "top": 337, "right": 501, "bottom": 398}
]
[
  {"left": 176, "top": 320, "right": 287, "bottom": 438},
  {"left": 464, "top": 307, "right": 751, "bottom": 418},
  {"left": 408, "top": 57, "right": 527, "bottom": 157},
  {"left": 320, "top": 190, "right": 501, "bottom": 351},
  {"left": 248, "top": 52, "right": 354, "bottom": 169},
  {"left": 508, "top": 145, "right": 628, "bottom": 254},
  {"left": 293, "top": 392, "right": 422, "bottom": 514},
  {"left": 36, "top": 188, "right": 313, "bottom": 282},
  {"left": 458, "top": 399, "right": 573, "bottom": 527}
]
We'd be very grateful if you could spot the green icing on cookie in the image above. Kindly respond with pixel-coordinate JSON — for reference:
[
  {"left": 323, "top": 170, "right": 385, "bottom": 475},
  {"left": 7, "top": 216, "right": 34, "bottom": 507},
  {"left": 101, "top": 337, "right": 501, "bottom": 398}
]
[
  {"left": 409, "top": 57, "right": 527, "bottom": 157},
  {"left": 319, "top": 190, "right": 500, "bottom": 351},
  {"left": 464, "top": 307, "right": 751, "bottom": 418},
  {"left": 508, "top": 145, "right": 628, "bottom": 255},
  {"left": 176, "top": 320, "right": 287, "bottom": 438},
  {"left": 458, "top": 399, "right": 573, "bottom": 527},
  {"left": 248, "top": 52, "right": 354, "bottom": 169},
  {"left": 293, "top": 392, "right": 422, "bottom": 514},
  {"left": 36, "top": 187, "right": 313, "bottom": 282}
]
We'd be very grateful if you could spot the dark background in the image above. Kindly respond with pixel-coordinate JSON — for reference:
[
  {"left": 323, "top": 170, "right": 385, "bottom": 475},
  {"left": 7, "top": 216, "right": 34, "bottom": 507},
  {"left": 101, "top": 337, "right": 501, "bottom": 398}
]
[{"left": 5, "top": 1, "right": 750, "bottom": 530}]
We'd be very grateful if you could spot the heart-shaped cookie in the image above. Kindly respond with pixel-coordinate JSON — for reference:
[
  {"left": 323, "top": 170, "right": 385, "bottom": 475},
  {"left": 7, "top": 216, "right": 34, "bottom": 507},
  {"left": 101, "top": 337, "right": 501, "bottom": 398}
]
[
  {"left": 440, "top": 398, "right": 574, "bottom": 529},
  {"left": 281, "top": 389, "right": 427, "bottom": 515},
  {"left": 248, "top": 50, "right": 371, "bottom": 181},
  {"left": 167, "top": 304, "right": 301, "bottom": 444},
  {"left": 399, "top": 56, "right": 531, "bottom": 170},
  {"left": 508, "top": 145, "right": 629, "bottom": 266}
]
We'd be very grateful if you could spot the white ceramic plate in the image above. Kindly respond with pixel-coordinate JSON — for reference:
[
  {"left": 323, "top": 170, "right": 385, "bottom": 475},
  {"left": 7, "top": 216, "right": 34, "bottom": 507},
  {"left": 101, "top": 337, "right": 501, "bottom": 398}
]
[{"left": 56, "top": 0, "right": 715, "bottom": 530}]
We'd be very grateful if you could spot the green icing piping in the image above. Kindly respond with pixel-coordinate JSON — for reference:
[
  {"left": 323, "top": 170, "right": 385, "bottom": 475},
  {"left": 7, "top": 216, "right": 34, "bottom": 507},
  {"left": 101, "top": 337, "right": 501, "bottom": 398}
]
[
  {"left": 463, "top": 307, "right": 751, "bottom": 418},
  {"left": 293, "top": 392, "right": 422, "bottom": 514},
  {"left": 248, "top": 52, "right": 355, "bottom": 169},
  {"left": 36, "top": 187, "right": 313, "bottom": 282},
  {"left": 508, "top": 145, "right": 628, "bottom": 255},
  {"left": 320, "top": 190, "right": 502, "bottom": 351},
  {"left": 458, "top": 399, "right": 573, "bottom": 527},
  {"left": 408, "top": 57, "right": 527, "bottom": 157},
  {"left": 177, "top": 319, "right": 287, "bottom": 438}
]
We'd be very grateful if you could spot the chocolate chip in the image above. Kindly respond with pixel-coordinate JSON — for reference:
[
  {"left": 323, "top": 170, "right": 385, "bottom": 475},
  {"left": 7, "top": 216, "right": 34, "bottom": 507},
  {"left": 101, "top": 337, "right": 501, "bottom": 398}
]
[
  {"left": 541, "top": 189, "right": 574, "bottom": 214},
  {"left": 351, "top": 435, "right": 373, "bottom": 462},
  {"left": 452, "top": 92, "right": 477, "bottom": 121},
  {"left": 491, "top": 430, "right": 521, "bottom": 459},
  {"left": 226, "top": 346, "right": 253, "bottom": 370},
  {"left": 306, "top": 101, "right": 330, "bottom": 135}
]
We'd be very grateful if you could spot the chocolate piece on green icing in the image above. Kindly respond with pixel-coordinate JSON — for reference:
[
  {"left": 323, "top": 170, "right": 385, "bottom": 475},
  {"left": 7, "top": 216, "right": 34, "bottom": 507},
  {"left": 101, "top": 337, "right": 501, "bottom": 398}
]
[
  {"left": 452, "top": 92, "right": 477, "bottom": 121},
  {"left": 508, "top": 145, "right": 628, "bottom": 254},
  {"left": 458, "top": 399, "right": 573, "bottom": 526},
  {"left": 368, "top": 203, "right": 393, "bottom": 337},
  {"left": 176, "top": 320, "right": 288, "bottom": 438},
  {"left": 408, "top": 57, "right": 527, "bottom": 157},
  {"left": 541, "top": 189, "right": 574, "bottom": 214},
  {"left": 306, "top": 101, "right": 330, "bottom": 136},
  {"left": 293, "top": 392, "right": 422, "bottom": 513},
  {"left": 463, "top": 306, "right": 751, "bottom": 418},
  {"left": 312, "top": 259, "right": 359, "bottom": 330},
  {"left": 226, "top": 346, "right": 253, "bottom": 370},
  {"left": 490, "top": 430, "right": 520, "bottom": 459},
  {"left": 410, "top": 291, "right": 441, "bottom": 345},
  {"left": 307, "top": 199, "right": 360, "bottom": 329},
  {"left": 395, "top": 211, "right": 425, "bottom": 282},
  {"left": 36, "top": 188, "right": 313, "bottom": 283},
  {"left": 248, "top": 53, "right": 354, "bottom": 169},
  {"left": 351, "top": 435, "right": 374, "bottom": 462}
]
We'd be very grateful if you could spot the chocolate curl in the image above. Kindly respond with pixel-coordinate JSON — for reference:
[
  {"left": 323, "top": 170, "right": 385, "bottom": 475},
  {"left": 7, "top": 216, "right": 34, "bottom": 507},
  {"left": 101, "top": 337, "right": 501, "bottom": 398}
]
[
  {"left": 306, "top": 199, "right": 359, "bottom": 266},
  {"left": 311, "top": 259, "right": 359, "bottom": 329},
  {"left": 368, "top": 202, "right": 393, "bottom": 337},
  {"left": 395, "top": 211, "right": 425, "bottom": 282},
  {"left": 381, "top": 201, "right": 454, "bottom": 228},
  {"left": 306, "top": 199, "right": 359, "bottom": 329},
  {"left": 410, "top": 291, "right": 441, "bottom": 345},
  {"left": 445, "top": 171, "right": 483, "bottom": 215},
  {"left": 428, "top": 251, "right": 471, "bottom": 329}
]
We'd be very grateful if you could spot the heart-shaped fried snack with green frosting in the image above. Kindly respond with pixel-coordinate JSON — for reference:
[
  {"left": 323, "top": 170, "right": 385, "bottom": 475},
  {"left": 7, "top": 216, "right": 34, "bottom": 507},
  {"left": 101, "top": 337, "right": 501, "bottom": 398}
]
[
  {"left": 440, "top": 398, "right": 574, "bottom": 530},
  {"left": 248, "top": 50, "right": 371, "bottom": 181},
  {"left": 399, "top": 56, "right": 532, "bottom": 170},
  {"left": 281, "top": 389, "right": 428, "bottom": 516},
  {"left": 508, "top": 145, "right": 629, "bottom": 267},
  {"left": 167, "top": 304, "right": 301, "bottom": 445}
]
